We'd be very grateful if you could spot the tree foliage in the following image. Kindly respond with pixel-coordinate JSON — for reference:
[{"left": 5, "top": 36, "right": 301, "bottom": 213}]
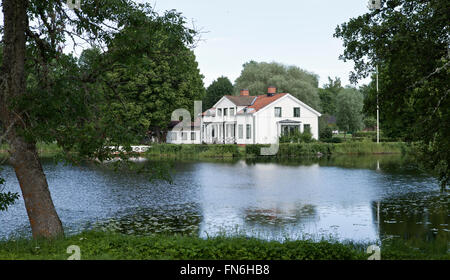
[
  {"left": 0, "top": 0, "right": 203, "bottom": 237},
  {"left": 335, "top": 88, "right": 364, "bottom": 133},
  {"left": 14, "top": 2, "right": 201, "bottom": 161},
  {"left": 319, "top": 77, "right": 343, "bottom": 115},
  {"left": 234, "top": 61, "right": 321, "bottom": 110},
  {"left": 0, "top": 174, "right": 19, "bottom": 211},
  {"left": 203, "top": 76, "right": 233, "bottom": 109},
  {"left": 334, "top": 0, "right": 449, "bottom": 187}
]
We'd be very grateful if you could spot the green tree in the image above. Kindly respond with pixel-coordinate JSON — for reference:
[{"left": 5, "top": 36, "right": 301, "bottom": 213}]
[
  {"left": 234, "top": 61, "right": 321, "bottom": 110},
  {"left": 0, "top": 175, "right": 19, "bottom": 211},
  {"left": 203, "top": 76, "right": 233, "bottom": 109},
  {"left": 0, "top": 0, "right": 198, "bottom": 238},
  {"left": 319, "top": 77, "right": 343, "bottom": 115},
  {"left": 335, "top": 88, "right": 364, "bottom": 134},
  {"left": 99, "top": 37, "right": 205, "bottom": 143},
  {"left": 334, "top": 0, "right": 449, "bottom": 187},
  {"left": 363, "top": 116, "right": 377, "bottom": 130}
]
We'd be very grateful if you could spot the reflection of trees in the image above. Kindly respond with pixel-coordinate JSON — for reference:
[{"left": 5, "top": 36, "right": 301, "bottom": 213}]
[
  {"left": 244, "top": 204, "right": 317, "bottom": 227},
  {"left": 244, "top": 154, "right": 414, "bottom": 172},
  {"left": 372, "top": 193, "right": 449, "bottom": 245}
]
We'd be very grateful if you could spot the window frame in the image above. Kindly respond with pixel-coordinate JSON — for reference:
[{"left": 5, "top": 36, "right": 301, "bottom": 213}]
[
  {"left": 182, "top": 132, "right": 188, "bottom": 140},
  {"left": 294, "top": 107, "right": 300, "bottom": 118},
  {"left": 246, "top": 124, "right": 252, "bottom": 139},
  {"left": 275, "top": 107, "right": 282, "bottom": 117}
]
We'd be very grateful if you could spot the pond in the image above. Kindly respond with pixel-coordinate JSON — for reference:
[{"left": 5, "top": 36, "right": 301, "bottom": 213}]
[{"left": 0, "top": 155, "right": 448, "bottom": 247}]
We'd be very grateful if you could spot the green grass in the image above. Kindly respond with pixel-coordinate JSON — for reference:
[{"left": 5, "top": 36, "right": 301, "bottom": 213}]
[
  {"left": 146, "top": 144, "right": 241, "bottom": 158},
  {"left": 332, "top": 141, "right": 408, "bottom": 155},
  {"left": 0, "top": 231, "right": 447, "bottom": 260},
  {"left": 1, "top": 141, "right": 409, "bottom": 160},
  {"left": 0, "top": 142, "right": 63, "bottom": 158},
  {"left": 145, "top": 142, "right": 409, "bottom": 159}
]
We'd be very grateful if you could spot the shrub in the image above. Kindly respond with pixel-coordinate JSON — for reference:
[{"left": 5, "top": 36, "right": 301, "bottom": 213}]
[
  {"left": 320, "top": 127, "right": 333, "bottom": 140},
  {"left": 146, "top": 144, "right": 239, "bottom": 158},
  {"left": 279, "top": 131, "right": 314, "bottom": 144},
  {"left": 330, "top": 137, "right": 342, "bottom": 143},
  {"left": 245, "top": 144, "right": 270, "bottom": 156}
]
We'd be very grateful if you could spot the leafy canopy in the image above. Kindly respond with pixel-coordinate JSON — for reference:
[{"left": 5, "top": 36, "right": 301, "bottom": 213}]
[
  {"left": 203, "top": 76, "right": 233, "bottom": 109},
  {"left": 234, "top": 61, "right": 322, "bottom": 110},
  {"left": 334, "top": 0, "right": 449, "bottom": 187},
  {"left": 8, "top": 1, "right": 202, "bottom": 161},
  {"left": 335, "top": 88, "right": 364, "bottom": 133}
]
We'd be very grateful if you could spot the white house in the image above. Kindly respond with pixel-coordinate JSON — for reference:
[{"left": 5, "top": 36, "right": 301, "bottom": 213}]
[{"left": 168, "top": 87, "right": 321, "bottom": 145}]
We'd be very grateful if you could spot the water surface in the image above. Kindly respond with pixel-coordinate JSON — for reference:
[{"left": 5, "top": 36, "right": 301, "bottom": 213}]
[{"left": 0, "top": 155, "right": 448, "bottom": 246}]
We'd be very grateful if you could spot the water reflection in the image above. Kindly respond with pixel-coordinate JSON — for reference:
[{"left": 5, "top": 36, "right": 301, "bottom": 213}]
[
  {"left": 373, "top": 193, "right": 449, "bottom": 242},
  {"left": 0, "top": 155, "right": 447, "bottom": 248},
  {"left": 244, "top": 204, "right": 317, "bottom": 226}
]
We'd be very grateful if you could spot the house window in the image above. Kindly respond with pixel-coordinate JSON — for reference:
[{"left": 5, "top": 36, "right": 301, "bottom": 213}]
[
  {"left": 182, "top": 132, "right": 188, "bottom": 140},
  {"left": 230, "top": 108, "right": 235, "bottom": 116},
  {"left": 304, "top": 124, "right": 311, "bottom": 133},
  {"left": 224, "top": 108, "right": 228, "bottom": 116},
  {"left": 191, "top": 132, "right": 196, "bottom": 140},
  {"left": 246, "top": 124, "right": 252, "bottom": 139},
  {"left": 238, "top": 125, "right": 243, "bottom": 139},
  {"left": 294, "top": 107, "right": 300, "bottom": 117},
  {"left": 281, "top": 125, "right": 299, "bottom": 136},
  {"left": 212, "top": 127, "right": 215, "bottom": 138},
  {"left": 275, "top": 107, "right": 282, "bottom": 117},
  {"left": 217, "top": 108, "right": 222, "bottom": 117},
  {"left": 169, "top": 132, "right": 177, "bottom": 141}
]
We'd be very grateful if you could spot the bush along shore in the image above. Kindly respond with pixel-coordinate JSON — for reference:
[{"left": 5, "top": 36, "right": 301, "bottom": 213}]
[
  {"left": 0, "top": 142, "right": 63, "bottom": 158},
  {"left": 146, "top": 142, "right": 409, "bottom": 159},
  {"left": 0, "top": 231, "right": 447, "bottom": 260},
  {"left": 1, "top": 141, "right": 410, "bottom": 160}
]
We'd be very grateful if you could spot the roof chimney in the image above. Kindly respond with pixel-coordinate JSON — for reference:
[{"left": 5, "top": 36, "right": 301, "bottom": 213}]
[
  {"left": 267, "top": 86, "right": 276, "bottom": 96},
  {"left": 240, "top": 89, "right": 250, "bottom": 96}
]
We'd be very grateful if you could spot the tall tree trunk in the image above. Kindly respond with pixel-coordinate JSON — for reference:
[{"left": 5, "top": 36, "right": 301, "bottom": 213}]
[{"left": 1, "top": 0, "right": 64, "bottom": 238}]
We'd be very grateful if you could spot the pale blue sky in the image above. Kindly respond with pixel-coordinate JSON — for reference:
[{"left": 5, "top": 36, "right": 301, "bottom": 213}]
[
  {"left": 146, "top": 0, "right": 372, "bottom": 87},
  {"left": 0, "top": 1, "right": 372, "bottom": 87}
]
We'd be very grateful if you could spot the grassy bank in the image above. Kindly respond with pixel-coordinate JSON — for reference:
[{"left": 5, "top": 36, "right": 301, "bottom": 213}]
[
  {"left": 146, "top": 142, "right": 408, "bottom": 159},
  {"left": 0, "top": 231, "right": 447, "bottom": 260},
  {"left": 1, "top": 142, "right": 409, "bottom": 160},
  {"left": 0, "top": 142, "right": 62, "bottom": 158}
]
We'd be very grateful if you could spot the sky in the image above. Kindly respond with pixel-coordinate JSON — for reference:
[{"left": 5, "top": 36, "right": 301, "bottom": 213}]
[
  {"left": 0, "top": 0, "right": 372, "bottom": 88},
  {"left": 144, "top": 0, "right": 372, "bottom": 87}
]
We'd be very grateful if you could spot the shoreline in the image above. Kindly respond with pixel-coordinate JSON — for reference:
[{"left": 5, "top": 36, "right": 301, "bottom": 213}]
[{"left": 0, "top": 231, "right": 447, "bottom": 260}]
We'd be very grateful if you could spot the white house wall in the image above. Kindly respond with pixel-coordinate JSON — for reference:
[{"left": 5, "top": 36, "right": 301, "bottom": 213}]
[
  {"left": 255, "top": 95, "right": 320, "bottom": 142},
  {"left": 171, "top": 94, "right": 320, "bottom": 145},
  {"left": 235, "top": 114, "right": 255, "bottom": 144}
]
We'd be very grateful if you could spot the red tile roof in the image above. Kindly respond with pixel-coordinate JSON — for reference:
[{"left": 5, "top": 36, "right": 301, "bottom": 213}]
[{"left": 248, "top": 93, "right": 288, "bottom": 112}]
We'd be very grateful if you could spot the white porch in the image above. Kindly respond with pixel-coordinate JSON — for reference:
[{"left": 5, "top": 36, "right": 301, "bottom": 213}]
[{"left": 202, "top": 122, "right": 237, "bottom": 144}]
